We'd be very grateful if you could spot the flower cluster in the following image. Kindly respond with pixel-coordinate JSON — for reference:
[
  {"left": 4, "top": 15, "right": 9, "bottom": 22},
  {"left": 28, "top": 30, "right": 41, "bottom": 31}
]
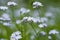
[
  {"left": 0, "top": 0, "right": 58, "bottom": 40},
  {"left": 48, "top": 36, "right": 52, "bottom": 39},
  {"left": 33, "top": 1, "right": 43, "bottom": 8},
  {"left": 10, "top": 31, "right": 22, "bottom": 40},
  {"left": 38, "top": 17, "right": 48, "bottom": 28},
  {"left": 40, "top": 17, "right": 48, "bottom": 23},
  {"left": 22, "top": 17, "right": 40, "bottom": 23},
  {"left": 38, "top": 23, "right": 47, "bottom": 28},
  {"left": 2, "top": 13, "right": 11, "bottom": 21},
  {"left": 0, "top": 13, "right": 11, "bottom": 26},
  {"left": 3, "top": 22, "right": 12, "bottom": 26},
  {"left": 0, "top": 2, "right": 17, "bottom": 11},
  {"left": 0, "top": 6, "right": 8, "bottom": 10},
  {"left": 49, "top": 30, "right": 59, "bottom": 34},
  {"left": 7, "top": 2, "right": 17, "bottom": 6},
  {"left": 48, "top": 29, "right": 59, "bottom": 40},
  {"left": 20, "top": 7, "right": 30, "bottom": 14}
]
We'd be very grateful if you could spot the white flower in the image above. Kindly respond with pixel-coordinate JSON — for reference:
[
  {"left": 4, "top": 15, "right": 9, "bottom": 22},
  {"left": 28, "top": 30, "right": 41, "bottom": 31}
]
[
  {"left": 20, "top": 7, "right": 30, "bottom": 14},
  {"left": 0, "top": 6, "right": 8, "bottom": 10},
  {"left": 3, "top": 22, "right": 11, "bottom": 26},
  {"left": 22, "top": 17, "right": 40, "bottom": 23},
  {"left": 40, "top": 17, "right": 48, "bottom": 23},
  {"left": 39, "top": 24, "right": 44, "bottom": 28},
  {"left": 49, "top": 30, "right": 59, "bottom": 34},
  {"left": 0, "top": 17, "right": 3, "bottom": 20},
  {"left": 0, "top": 17, "right": 5, "bottom": 20},
  {"left": 38, "top": 23, "right": 47, "bottom": 28},
  {"left": 40, "top": 31, "right": 46, "bottom": 35},
  {"left": 22, "top": 17, "right": 32, "bottom": 22},
  {"left": 27, "top": 17, "right": 33, "bottom": 21},
  {"left": 22, "top": 17, "right": 28, "bottom": 21},
  {"left": 7, "top": 2, "right": 17, "bottom": 6},
  {"left": 2, "top": 13, "right": 11, "bottom": 20},
  {"left": 39, "top": 23, "right": 47, "bottom": 28},
  {"left": 48, "top": 36, "right": 52, "bottom": 39},
  {"left": 16, "top": 20, "right": 21, "bottom": 24},
  {"left": 10, "top": 31, "right": 22, "bottom": 40},
  {"left": 33, "top": 1, "right": 43, "bottom": 8},
  {"left": 32, "top": 17, "right": 40, "bottom": 23}
]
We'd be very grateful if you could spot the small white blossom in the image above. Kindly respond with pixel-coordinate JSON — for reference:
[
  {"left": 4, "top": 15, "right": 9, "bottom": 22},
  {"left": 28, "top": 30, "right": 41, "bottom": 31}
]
[
  {"left": 22, "top": 17, "right": 40, "bottom": 23},
  {"left": 0, "top": 17, "right": 5, "bottom": 20},
  {"left": 39, "top": 24, "right": 44, "bottom": 28},
  {"left": 48, "top": 36, "right": 52, "bottom": 39},
  {"left": 0, "top": 6, "right": 8, "bottom": 10},
  {"left": 2, "top": 13, "right": 11, "bottom": 20},
  {"left": 49, "top": 30, "right": 59, "bottom": 34},
  {"left": 22, "top": 17, "right": 28, "bottom": 21},
  {"left": 33, "top": 1, "right": 43, "bottom": 8},
  {"left": 40, "top": 17, "right": 48, "bottom": 23},
  {"left": 38, "top": 23, "right": 47, "bottom": 28},
  {"left": 10, "top": 31, "right": 22, "bottom": 40},
  {"left": 32, "top": 17, "right": 40, "bottom": 23},
  {"left": 7, "top": 2, "right": 17, "bottom": 6},
  {"left": 3, "top": 22, "right": 11, "bottom": 26},
  {"left": 27, "top": 17, "right": 33, "bottom": 21},
  {"left": 22, "top": 17, "right": 31, "bottom": 22},
  {"left": 40, "top": 31, "right": 46, "bottom": 35},
  {"left": 20, "top": 7, "right": 30, "bottom": 14},
  {"left": 0, "top": 17, "right": 3, "bottom": 20},
  {"left": 16, "top": 20, "right": 21, "bottom": 24}
]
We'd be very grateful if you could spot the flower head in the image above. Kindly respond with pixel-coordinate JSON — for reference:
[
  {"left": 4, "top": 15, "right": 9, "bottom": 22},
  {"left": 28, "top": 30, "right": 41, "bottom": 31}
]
[
  {"left": 3, "top": 22, "right": 11, "bottom": 26},
  {"left": 7, "top": 2, "right": 17, "bottom": 6},
  {"left": 48, "top": 36, "right": 52, "bottom": 39},
  {"left": 0, "top": 6, "right": 8, "bottom": 10},
  {"left": 31, "top": 17, "right": 40, "bottom": 23},
  {"left": 33, "top": 1, "right": 43, "bottom": 8},
  {"left": 38, "top": 23, "right": 47, "bottom": 28},
  {"left": 40, "top": 17, "right": 48, "bottom": 23},
  {"left": 20, "top": 7, "right": 30, "bottom": 14},
  {"left": 22, "top": 17, "right": 40, "bottom": 23},
  {"left": 2, "top": 13, "right": 11, "bottom": 20},
  {"left": 0, "top": 17, "right": 5, "bottom": 20},
  {"left": 49, "top": 30, "right": 59, "bottom": 34},
  {"left": 10, "top": 31, "right": 22, "bottom": 40}
]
